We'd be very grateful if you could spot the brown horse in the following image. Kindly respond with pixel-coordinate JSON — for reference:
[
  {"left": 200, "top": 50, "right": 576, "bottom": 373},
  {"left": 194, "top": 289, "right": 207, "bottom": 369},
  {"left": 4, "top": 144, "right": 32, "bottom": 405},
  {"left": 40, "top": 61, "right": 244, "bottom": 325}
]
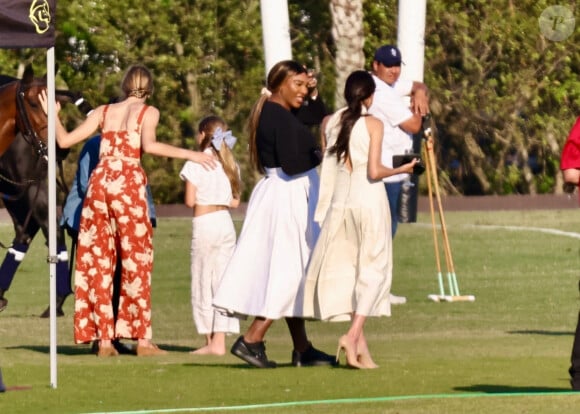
[
  {"left": 0, "top": 65, "right": 92, "bottom": 316},
  {"left": 0, "top": 71, "right": 49, "bottom": 157}
]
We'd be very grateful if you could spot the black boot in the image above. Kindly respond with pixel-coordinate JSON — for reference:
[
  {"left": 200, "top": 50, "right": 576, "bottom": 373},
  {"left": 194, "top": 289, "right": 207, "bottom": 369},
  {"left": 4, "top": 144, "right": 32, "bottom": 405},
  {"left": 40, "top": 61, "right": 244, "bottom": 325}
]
[
  {"left": 39, "top": 295, "right": 67, "bottom": 318},
  {"left": 0, "top": 288, "right": 7, "bottom": 313}
]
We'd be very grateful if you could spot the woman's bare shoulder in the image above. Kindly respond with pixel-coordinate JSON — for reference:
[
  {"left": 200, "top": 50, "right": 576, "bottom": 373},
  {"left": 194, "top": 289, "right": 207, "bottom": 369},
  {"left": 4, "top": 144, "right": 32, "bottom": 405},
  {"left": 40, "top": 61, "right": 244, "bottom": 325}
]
[{"left": 365, "top": 114, "right": 383, "bottom": 130}]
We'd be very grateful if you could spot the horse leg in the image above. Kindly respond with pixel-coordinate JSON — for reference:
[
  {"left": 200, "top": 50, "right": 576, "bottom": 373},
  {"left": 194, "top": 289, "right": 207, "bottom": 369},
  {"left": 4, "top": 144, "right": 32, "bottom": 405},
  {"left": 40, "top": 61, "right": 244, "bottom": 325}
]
[
  {"left": 0, "top": 203, "right": 40, "bottom": 314},
  {"left": 39, "top": 243, "right": 71, "bottom": 318},
  {"left": 17, "top": 179, "right": 72, "bottom": 318},
  {"left": 0, "top": 242, "right": 29, "bottom": 312},
  {"left": 0, "top": 187, "right": 36, "bottom": 313}
]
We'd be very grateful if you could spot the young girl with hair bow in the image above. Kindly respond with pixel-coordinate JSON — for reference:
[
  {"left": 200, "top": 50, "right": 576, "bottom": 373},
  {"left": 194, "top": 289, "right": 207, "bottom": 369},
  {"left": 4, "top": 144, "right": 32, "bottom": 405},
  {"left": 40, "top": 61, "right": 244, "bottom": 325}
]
[{"left": 180, "top": 116, "right": 242, "bottom": 355}]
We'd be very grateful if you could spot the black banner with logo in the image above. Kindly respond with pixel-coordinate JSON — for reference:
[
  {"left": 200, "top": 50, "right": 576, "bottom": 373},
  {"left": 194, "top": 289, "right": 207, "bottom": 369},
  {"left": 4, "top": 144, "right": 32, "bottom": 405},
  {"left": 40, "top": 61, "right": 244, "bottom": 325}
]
[{"left": 0, "top": 0, "right": 56, "bottom": 48}]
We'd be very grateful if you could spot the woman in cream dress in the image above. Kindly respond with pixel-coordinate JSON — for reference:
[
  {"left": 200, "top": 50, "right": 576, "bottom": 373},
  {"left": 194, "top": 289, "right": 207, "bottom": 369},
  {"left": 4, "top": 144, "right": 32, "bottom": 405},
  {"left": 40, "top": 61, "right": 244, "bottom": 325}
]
[{"left": 304, "top": 70, "right": 417, "bottom": 368}]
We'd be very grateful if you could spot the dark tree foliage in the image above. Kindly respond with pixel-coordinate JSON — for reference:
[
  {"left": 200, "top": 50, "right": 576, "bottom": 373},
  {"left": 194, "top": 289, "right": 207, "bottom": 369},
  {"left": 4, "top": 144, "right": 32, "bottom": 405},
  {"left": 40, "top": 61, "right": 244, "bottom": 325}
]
[{"left": 0, "top": 0, "right": 577, "bottom": 200}]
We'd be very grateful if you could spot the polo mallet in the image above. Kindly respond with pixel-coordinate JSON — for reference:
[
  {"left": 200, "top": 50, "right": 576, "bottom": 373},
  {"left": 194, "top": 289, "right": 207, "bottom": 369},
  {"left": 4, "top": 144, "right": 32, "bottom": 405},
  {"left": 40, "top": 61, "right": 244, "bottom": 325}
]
[
  {"left": 423, "top": 137, "right": 445, "bottom": 299},
  {"left": 422, "top": 116, "right": 474, "bottom": 303}
]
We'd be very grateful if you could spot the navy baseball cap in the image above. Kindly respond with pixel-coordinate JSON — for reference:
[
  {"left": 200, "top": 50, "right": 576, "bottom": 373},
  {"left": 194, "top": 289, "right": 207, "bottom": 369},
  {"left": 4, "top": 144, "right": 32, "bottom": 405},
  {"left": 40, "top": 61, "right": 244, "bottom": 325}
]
[{"left": 374, "top": 45, "right": 403, "bottom": 67}]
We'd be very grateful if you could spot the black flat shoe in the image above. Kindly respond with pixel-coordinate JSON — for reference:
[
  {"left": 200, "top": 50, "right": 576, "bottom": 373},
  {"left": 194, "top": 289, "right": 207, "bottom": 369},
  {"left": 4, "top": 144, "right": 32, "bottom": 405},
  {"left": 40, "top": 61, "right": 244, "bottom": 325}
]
[
  {"left": 230, "top": 336, "right": 276, "bottom": 368},
  {"left": 0, "top": 367, "right": 6, "bottom": 392},
  {"left": 564, "top": 182, "right": 577, "bottom": 194},
  {"left": 0, "top": 296, "right": 7, "bottom": 313},
  {"left": 91, "top": 340, "right": 134, "bottom": 355},
  {"left": 113, "top": 340, "right": 135, "bottom": 355},
  {"left": 292, "top": 342, "right": 338, "bottom": 367},
  {"left": 39, "top": 295, "right": 67, "bottom": 318},
  {"left": 39, "top": 306, "right": 65, "bottom": 318}
]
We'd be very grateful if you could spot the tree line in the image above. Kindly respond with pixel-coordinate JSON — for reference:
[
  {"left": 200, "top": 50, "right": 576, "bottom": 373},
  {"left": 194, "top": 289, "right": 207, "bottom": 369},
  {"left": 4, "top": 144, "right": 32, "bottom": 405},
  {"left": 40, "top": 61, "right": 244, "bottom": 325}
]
[{"left": 0, "top": 0, "right": 578, "bottom": 203}]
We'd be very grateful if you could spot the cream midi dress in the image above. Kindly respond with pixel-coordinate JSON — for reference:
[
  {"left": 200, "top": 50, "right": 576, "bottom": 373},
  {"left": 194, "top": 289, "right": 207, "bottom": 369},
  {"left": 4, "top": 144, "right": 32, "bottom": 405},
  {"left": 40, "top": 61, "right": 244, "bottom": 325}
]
[{"left": 304, "top": 109, "right": 393, "bottom": 321}]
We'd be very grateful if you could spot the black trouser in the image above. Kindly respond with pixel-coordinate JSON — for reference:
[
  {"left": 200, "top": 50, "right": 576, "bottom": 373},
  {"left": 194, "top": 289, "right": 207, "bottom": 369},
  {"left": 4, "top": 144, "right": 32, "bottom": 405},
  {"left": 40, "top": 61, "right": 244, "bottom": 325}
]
[{"left": 570, "top": 309, "right": 580, "bottom": 390}]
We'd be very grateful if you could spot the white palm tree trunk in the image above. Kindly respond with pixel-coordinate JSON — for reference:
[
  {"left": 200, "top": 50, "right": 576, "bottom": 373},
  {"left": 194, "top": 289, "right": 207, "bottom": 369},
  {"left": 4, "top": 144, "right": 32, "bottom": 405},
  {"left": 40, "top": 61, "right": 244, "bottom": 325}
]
[{"left": 330, "top": 0, "right": 365, "bottom": 108}]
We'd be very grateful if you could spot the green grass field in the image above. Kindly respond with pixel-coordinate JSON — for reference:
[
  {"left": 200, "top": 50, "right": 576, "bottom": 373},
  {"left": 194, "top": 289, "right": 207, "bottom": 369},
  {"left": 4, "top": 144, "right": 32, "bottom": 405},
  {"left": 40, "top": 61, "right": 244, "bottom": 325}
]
[{"left": 1, "top": 209, "right": 580, "bottom": 413}]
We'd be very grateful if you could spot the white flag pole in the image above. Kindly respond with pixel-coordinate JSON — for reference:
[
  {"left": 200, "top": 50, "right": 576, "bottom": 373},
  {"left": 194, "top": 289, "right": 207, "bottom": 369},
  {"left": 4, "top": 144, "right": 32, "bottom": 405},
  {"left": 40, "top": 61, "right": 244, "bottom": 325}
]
[
  {"left": 260, "top": 0, "right": 292, "bottom": 77},
  {"left": 47, "top": 46, "right": 58, "bottom": 389},
  {"left": 397, "top": 0, "right": 426, "bottom": 83}
]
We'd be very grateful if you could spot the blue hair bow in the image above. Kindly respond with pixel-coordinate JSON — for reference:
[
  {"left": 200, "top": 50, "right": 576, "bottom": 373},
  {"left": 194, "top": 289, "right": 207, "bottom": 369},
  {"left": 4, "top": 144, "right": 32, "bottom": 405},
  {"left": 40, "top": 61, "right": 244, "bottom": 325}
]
[{"left": 211, "top": 127, "right": 237, "bottom": 150}]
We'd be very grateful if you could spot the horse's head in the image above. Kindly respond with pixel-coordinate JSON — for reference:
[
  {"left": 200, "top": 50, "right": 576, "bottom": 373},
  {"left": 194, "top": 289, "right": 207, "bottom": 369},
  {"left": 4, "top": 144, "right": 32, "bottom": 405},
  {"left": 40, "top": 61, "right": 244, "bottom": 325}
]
[
  {"left": 12, "top": 65, "right": 93, "bottom": 160},
  {"left": 16, "top": 66, "right": 50, "bottom": 156}
]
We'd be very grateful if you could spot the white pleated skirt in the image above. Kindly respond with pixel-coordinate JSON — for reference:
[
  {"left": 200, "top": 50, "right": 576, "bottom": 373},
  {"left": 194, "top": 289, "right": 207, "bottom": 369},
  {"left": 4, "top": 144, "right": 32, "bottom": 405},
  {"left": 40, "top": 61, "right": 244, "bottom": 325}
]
[{"left": 213, "top": 167, "right": 320, "bottom": 320}]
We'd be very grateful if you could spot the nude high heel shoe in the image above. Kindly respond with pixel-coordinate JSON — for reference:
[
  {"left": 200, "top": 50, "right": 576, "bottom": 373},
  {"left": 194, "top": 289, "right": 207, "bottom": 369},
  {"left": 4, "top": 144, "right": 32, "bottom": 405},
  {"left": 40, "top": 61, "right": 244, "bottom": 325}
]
[
  {"left": 357, "top": 350, "right": 379, "bottom": 369},
  {"left": 336, "top": 335, "right": 363, "bottom": 369}
]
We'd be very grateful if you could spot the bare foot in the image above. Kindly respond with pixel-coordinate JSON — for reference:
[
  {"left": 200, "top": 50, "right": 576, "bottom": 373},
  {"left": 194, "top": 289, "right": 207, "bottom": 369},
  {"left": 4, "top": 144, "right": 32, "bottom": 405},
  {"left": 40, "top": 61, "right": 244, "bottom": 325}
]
[{"left": 189, "top": 345, "right": 226, "bottom": 356}]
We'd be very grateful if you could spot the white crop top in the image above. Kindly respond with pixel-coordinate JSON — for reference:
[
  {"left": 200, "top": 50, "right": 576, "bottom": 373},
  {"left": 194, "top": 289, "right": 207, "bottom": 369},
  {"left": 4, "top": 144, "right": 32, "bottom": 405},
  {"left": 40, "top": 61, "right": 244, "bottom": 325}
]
[{"left": 179, "top": 149, "right": 236, "bottom": 206}]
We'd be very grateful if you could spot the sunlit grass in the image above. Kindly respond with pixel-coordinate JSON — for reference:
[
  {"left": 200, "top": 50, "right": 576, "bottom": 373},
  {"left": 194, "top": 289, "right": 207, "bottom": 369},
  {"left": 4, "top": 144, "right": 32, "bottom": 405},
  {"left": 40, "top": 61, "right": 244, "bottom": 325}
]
[{"left": 1, "top": 210, "right": 580, "bottom": 413}]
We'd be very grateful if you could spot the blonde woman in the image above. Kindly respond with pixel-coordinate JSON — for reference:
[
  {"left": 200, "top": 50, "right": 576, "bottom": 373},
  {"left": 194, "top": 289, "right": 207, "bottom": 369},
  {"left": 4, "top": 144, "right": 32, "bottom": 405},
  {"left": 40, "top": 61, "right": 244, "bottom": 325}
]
[{"left": 40, "top": 64, "right": 215, "bottom": 357}]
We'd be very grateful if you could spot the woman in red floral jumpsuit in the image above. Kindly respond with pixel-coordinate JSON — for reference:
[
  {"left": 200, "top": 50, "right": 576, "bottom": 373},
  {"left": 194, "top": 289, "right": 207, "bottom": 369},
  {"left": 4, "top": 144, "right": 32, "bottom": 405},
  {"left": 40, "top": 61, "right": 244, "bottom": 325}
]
[{"left": 40, "top": 65, "right": 215, "bottom": 357}]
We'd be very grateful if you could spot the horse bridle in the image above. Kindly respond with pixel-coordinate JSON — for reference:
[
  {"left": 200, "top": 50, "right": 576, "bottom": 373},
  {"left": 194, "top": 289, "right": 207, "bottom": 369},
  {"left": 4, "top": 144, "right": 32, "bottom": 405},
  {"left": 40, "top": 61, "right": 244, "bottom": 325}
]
[
  {"left": 0, "top": 79, "right": 51, "bottom": 192},
  {"left": 1, "top": 82, "right": 91, "bottom": 194},
  {"left": 0, "top": 81, "right": 49, "bottom": 238},
  {"left": 16, "top": 79, "right": 49, "bottom": 160},
  {"left": 0, "top": 81, "right": 90, "bottom": 248}
]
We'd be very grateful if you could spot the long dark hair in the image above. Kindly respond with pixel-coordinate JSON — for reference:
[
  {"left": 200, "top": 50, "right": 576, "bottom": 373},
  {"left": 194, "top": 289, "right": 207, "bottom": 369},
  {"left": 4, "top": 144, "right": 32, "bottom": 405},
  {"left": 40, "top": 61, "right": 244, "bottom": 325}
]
[
  {"left": 247, "top": 60, "right": 307, "bottom": 173},
  {"left": 328, "top": 70, "right": 375, "bottom": 163}
]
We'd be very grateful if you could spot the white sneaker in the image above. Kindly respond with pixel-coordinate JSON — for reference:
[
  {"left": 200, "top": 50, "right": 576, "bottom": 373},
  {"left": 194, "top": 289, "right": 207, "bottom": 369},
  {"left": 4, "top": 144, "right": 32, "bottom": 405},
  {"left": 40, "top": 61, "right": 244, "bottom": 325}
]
[{"left": 389, "top": 293, "right": 407, "bottom": 305}]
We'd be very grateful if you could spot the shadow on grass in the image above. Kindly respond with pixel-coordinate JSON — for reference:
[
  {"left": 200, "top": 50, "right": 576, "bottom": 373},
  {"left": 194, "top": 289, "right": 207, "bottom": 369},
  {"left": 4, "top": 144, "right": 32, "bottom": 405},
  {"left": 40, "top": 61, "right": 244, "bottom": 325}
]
[
  {"left": 6, "top": 343, "right": 192, "bottom": 356},
  {"left": 0, "top": 313, "right": 61, "bottom": 319},
  {"left": 455, "top": 384, "right": 573, "bottom": 393},
  {"left": 182, "top": 362, "right": 340, "bottom": 369},
  {"left": 508, "top": 330, "right": 573, "bottom": 336},
  {"left": 182, "top": 362, "right": 273, "bottom": 369},
  {"left": 7, "top": 345, "right": 93, "bottom": 356}
]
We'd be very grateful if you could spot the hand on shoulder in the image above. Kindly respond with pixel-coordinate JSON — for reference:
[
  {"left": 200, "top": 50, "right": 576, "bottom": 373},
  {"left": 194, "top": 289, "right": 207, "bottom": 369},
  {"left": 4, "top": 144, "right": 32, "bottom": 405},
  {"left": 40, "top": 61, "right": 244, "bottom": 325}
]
[{"left": 190, "top": 151, "right": 217, "bottom": 171}]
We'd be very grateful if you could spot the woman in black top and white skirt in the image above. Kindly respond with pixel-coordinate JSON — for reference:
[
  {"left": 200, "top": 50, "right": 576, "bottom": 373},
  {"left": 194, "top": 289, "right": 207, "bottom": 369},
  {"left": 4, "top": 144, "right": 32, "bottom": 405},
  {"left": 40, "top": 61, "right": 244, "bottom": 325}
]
[{"left": 213, "top": 60, "right": 335, "bottom": 368}]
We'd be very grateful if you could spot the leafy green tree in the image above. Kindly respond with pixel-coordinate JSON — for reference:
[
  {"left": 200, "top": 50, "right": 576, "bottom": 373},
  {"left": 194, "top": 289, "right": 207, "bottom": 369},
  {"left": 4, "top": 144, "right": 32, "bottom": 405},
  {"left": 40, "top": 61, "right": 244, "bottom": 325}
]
[
  {"left": 425, "top": 1, "right": 579, "bottom": 195},
  {"left": 329, "top": 0, "right": 365, "bottom": 107},
  {"left": 288, "top": 0, "right": 334, "bottom": 108},
  {"left": 361, "top": 0, "right": 579, "bottom": 195},
  {"left": 1, "top": 0, "right": 578, "bottom": 199},
  {"left": 53, "top": 0, "right": 265, "bottom": 201}
]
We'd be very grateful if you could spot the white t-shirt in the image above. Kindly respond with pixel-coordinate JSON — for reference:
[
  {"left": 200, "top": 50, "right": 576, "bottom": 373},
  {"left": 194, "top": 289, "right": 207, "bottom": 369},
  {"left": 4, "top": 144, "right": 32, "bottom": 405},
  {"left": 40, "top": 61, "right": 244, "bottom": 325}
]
[
  {"left": 179, "top": 148, "right": 234, "bottom": 206},
  {"left": 369, "top": 74, "right": 414, "bottom": 183}
]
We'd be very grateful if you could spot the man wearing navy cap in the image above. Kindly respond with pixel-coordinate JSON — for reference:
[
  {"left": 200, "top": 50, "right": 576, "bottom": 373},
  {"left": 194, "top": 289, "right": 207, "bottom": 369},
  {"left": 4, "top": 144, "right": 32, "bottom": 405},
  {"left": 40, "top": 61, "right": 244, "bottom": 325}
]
[{"left": 368, "top": 44, "right": 429, "bottom": 304}]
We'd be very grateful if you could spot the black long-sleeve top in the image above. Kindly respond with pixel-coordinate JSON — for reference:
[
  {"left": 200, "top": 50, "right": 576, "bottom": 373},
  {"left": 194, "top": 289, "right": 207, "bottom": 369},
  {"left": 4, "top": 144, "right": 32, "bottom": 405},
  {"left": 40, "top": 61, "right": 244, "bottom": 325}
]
[
  {"left": 294, "top": 96, "right": 329, "bottom": 127},
  {"left": 257, "top": 101, "right": 321, "bottom": 176}
]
